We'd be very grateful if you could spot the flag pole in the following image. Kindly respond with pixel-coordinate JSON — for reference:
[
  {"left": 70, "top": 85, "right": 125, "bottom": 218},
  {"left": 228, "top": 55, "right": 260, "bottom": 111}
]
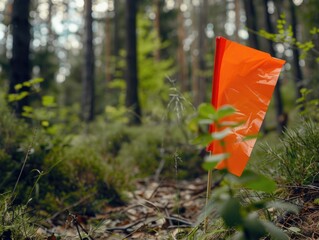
[{"left": 204, "top": 168, "right": 213, "bottom": 232}]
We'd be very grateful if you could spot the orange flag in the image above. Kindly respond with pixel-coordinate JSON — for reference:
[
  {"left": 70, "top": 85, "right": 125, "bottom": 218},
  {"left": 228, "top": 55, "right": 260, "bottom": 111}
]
[{"left": 207, "top": 36, "right": 285, "bottom": 176}]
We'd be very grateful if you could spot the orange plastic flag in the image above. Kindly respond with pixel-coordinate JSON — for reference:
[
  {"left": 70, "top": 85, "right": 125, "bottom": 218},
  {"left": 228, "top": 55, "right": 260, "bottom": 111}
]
[{"left": 207, "top": 36, "right": 285, "bottom": 176}]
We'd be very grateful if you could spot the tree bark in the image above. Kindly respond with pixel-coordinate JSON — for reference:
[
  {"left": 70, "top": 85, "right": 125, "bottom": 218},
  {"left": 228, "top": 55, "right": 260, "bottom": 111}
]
[
  {"left": 125, "top": 0, "right": 142, "bottom": 125},
  {"left": 289, "top": 1, "right": 303, "bottom": 100},
  {"left": 243, "top": 0, "right": 259, "bottom": 49},
  {"left": 263, "top": 0, "right": 286, "bottom": 134},
  {"left": 9, "top": 0, "right": 31, "bottom": 117},
  {"left": 196, "top": 0, "right": 208, "bottom": 106},
  {"left": 177, "top": 0, "right": 188, "bottom": 92},
  {"left": 81, "top": 0, "right": 95, "bottom": 122},
  {"left": 105, "top": 13, "right": 112, "bottom": 83}
]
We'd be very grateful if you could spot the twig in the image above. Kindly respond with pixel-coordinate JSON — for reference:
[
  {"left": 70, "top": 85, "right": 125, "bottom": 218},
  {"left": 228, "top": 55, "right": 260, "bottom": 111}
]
[
  {"left": 71, "top": 214, "right": 95, "bottom": 240},
  {"left": 11, "top": 128, "right": 37, "bottom": 202},
  {"left": 48, "top": 193, "right": 94, "bottom": 220}
]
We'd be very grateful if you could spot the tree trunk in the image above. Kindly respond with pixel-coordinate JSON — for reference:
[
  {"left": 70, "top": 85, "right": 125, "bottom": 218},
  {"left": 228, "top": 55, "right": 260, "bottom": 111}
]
[
  {"left": 105, "top": 13, "right": 112, "bottom": 83},
  {"left": 197, "top": 0, "right": 208, "bottom": 106},
  {"left": 9, "top": 0, "right": 31, "bottom": 117},
  {"left": 234, "top": 0, "right": 240, "bottom": 42},
  {"left": 289, "top": 1, "right": 303, "bottom": 100},
  {"left": 47, "top": 0, "right": 53, "bottom": 46},
  {"left": 177, "top": 0, "right": 188, "bottom": 92},
  {"left": 243, "top": 0, "right": 259, "bottom": 49},
  {"left": 125, "top": 0, "right": 141, "bottom": 125},
  {"left": 263, "top": 0, "right": 286, "bottom": 134},
  {"left": 81, "top": 0, "right": 95, "bottom": 122}
]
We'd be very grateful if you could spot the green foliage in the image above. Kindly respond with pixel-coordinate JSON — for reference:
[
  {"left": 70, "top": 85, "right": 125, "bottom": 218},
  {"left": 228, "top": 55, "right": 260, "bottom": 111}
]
[
  {"left": 296, "top": 88, "right": 319, "bottom": 121},
  {"left": 259, "top": 13, "right": 315, "bottom": 60},
  {"left": 0, "top": 195, "right": 39, "bottom": 239},
  {"left": 190, "top": 103, "right": 293, "bottom": 239},
  {"left": 107, "top": 13, "right": 176, "bottom": 119},
  {"left": 266, "top": 118, "right": 319, "bottom": 185},
  {"left": 8, "top": 78, "right": 43, "bottom": 102}
]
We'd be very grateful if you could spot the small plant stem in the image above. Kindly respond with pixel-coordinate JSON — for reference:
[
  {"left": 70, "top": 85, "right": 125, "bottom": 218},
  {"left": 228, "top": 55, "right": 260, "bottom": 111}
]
[
  {"left": 11, "top": 128, "right": 37, "bottom": 203},
  {"left": 204, "top": 169, "right": 213, "bottom": 232}
]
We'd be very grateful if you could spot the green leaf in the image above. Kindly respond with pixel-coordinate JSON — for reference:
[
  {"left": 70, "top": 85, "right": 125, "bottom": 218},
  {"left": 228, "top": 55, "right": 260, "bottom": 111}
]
[
  {"left": 242, "top": 133, "right": 261, "bottom": 141},
  {"left": 23, "top": 106, "right": 33, "bottom": 113},
  {"left": 42, "top": 95, "right": 56, "bottom": 107},
  {"left": 230, "top": 170, "right": 277, "bottom": 193},
  {"left": 41, "top": 121, "right": 50, "bottom": 127},
  {"left": 202, "top": 153, "right": 229, "bottom": 171},
  {"left": 261, "top": 220, "right": 289, "bottom": 240},
  {"left": 14, "top": 83, "right": 23, "bottom": 91},
  {"left": 267, "top": 201, "right": 299, "bottom": 214},
  {"left": 220, "top": 198, "right": 243, "bottom": 227},
  {"left": 192, "top": 133, "right": 212, "bottom": 146},
  {"left": 219, "top": 121, "right": 242, "bottom": 127},
  {"left": 288, "top": 227, "right": 301, "bottom": 233},
  {"left": 243, "top": 216, "right": 267, "bottom": 239},
  {"left": 216, "top": 105, "right": 236, "bottom": 120},
  {"left": 29, "top": 77, "right": 44, "bottom": 85},
  {"left": 198, "top": 103, "right": 216, "bottom": 119},
  {"left": 198, "top": 119, "right": 214, "bottom": 125},
  {"left": 211, "top": 128, "right": 232, "bottom": 140}
]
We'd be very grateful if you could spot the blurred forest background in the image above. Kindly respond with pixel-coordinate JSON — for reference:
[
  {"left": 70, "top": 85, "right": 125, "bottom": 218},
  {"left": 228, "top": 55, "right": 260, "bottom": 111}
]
[{"left": 0, "top": 0, "right": 319, "bottom": 239}]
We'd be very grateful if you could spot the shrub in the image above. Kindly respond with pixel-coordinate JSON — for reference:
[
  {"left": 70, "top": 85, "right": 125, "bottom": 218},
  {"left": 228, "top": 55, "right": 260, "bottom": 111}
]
[{"left": 266, "top": 118, "right": 319, "bottom": 186}]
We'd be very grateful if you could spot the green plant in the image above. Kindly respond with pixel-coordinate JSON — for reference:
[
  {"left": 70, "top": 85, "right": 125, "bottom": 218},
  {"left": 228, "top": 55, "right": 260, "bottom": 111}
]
[
  {"left": 266, "top": 118, "right": 319, "bottom": 186},
  {"left": 189, "top": 103, "right": 297, "bottom": 239},
  {"left": 0, "top": 195, "right": 39, "bottom": 239},
  {"left": 296, "top": 88, "right": 319, "bottom": 121}
]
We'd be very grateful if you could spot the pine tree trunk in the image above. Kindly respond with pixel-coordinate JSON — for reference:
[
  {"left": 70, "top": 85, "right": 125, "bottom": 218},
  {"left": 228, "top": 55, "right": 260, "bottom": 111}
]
[
  {"left": 125, "top": 0, "right": 142, "bottom": 125},
  {"left": 9, "top": 0, "right": 31, "bottom": 117},
  {"left": 243, "top": 0, "right": 259, "bottom": 48},
  {"left": 197, "top": 0, "right": 208, "bottom": 106},
  {"left": 177, "top": 0, "right": 188, "bottom": 92},
  {"left": 263, "top": 0, "right": 286, "bottom": 134},
  {"left": 82, "top": 0, "right": 95, "bottom": 122},
  {"left": 289, "top": 1, "right": 303, "bottom": 99},
  {"left": 105, "top": 13, "right": 112, "bottom": 83}
]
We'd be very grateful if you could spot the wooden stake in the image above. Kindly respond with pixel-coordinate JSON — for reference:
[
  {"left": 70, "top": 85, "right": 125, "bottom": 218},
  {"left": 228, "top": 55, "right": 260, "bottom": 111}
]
[{"left": 204, "top": 169, "right": 213, "bottom": 232}]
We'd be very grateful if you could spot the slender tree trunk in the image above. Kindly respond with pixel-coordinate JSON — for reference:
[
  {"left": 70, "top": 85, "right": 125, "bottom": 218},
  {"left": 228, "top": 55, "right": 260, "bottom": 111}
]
[
  {"left": 263, "top": 0, "right": 286, "bottom": 134},
  {"left": 191, "top": 4, "right": 199, "bottom": 105},
  {"left": 113, "top": 0, "right": 120, "bottom": 64},
  {"left": 289, "top": 1, "right": 303, "bottom": 100},
  {"left": 243, "top": 0, "right": 259, "bottom": 48},
  {"left": 177, "top": 0, "right": 188, "bottom": 92},
  {"left": 197, "top": 0, "right": 208, "bottom": 106},
  {"left": 9, "top": 0, "right": 31, "bottom": 117},
  {"left": 234, "top": 0, "right": 240, "bottom": 42},
  {"left": 81, "top": 0, "right": 95, "bottom": 122},
  {"left": 105, "top": 13, "right": 112, "bottom": 83},
  {"left": 47, "top": 0, "right": 53, "bottom": 46},
  {"left": 154, "top": 0, "right": 161, "bottom": 62},
  {"left": 125, "top": 0, "right": 141, "bottom": 125}
]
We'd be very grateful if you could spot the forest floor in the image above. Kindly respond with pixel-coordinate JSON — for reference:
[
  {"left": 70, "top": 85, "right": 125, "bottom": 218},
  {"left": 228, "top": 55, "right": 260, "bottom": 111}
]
[
  {"left": 39, "top": 177, "right": 319, "bottom": 240},
  {"left": 41, "top": 177, "right": 208, "bottom": 239}
]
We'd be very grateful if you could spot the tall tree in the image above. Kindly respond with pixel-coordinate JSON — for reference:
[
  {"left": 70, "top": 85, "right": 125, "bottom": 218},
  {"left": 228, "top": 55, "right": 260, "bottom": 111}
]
[
  {"left": 82, "top": 0, "right": 95, "bottom": 122},
  {"left": 177, "top": 0, "right": 188, "bottom": 92},
  {"left": 125, "top": 0, "right": 141, "bottom": 124},
  {"left": 263, "top": 0, "right": 286, "bottom": 133},
  {"left": 9, "top": 0, "right": 31, "bottom": 117},
  {"left": 289, "top": 1, "right": 303, "bottom": 100},
  {"left": 243, "top": 0, "right": 259, "bottom": 49},
  {"left": 196, "top": 0, "right": 208, "bottom": 106}
]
